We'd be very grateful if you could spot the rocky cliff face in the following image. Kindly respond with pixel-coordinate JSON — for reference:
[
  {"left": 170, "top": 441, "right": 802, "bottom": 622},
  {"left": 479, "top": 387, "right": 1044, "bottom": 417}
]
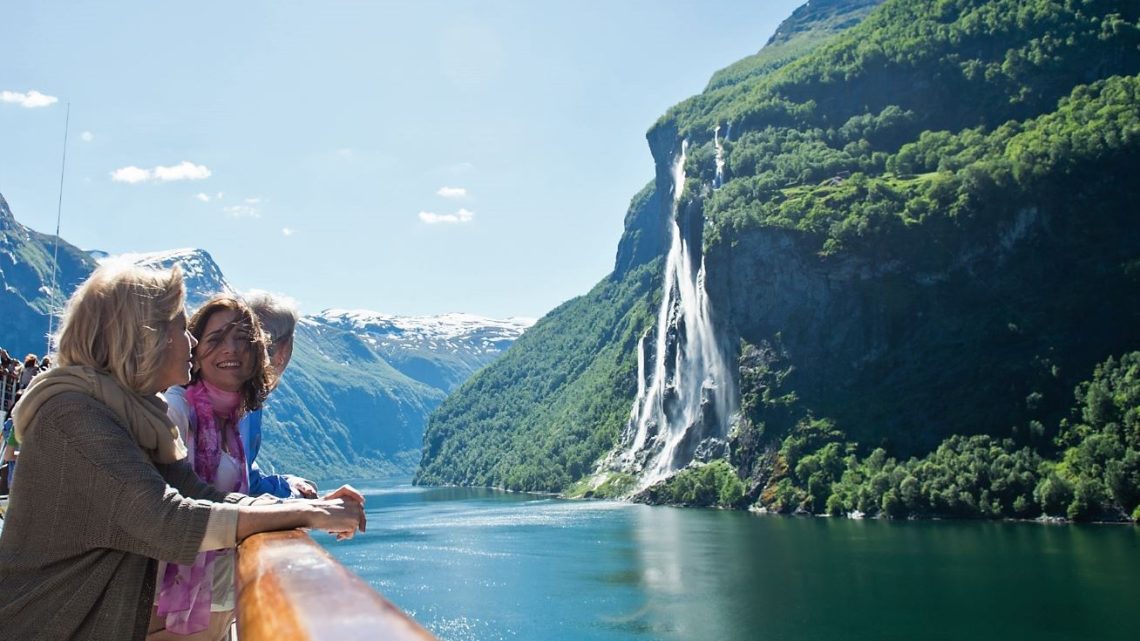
[
  {"left": 704, "top": 180, "right": 1140, "bottom": 485},
  {"left": 0, "top": 193, "right": 96, "bottom": 357}
]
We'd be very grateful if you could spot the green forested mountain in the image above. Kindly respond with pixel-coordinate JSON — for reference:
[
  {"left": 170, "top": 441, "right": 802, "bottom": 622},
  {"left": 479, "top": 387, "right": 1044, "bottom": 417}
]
[{"left": 416, "top": 0, "right": 1140, "bottom": 522}]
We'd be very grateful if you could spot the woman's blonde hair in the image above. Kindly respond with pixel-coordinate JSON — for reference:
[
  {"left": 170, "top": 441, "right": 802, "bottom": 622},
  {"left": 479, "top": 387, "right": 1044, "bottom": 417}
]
[{"left": 55, "top": 264, "right": 186, "bottom": 394}]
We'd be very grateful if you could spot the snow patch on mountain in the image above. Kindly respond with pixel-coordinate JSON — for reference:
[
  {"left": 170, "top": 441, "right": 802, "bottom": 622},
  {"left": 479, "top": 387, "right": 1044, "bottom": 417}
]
[
  {"left": 315, "top": 309, "right": 534, "bottom": 356},
  {"left": 99, "top": 248, "right": 233, "bottom": 308}
]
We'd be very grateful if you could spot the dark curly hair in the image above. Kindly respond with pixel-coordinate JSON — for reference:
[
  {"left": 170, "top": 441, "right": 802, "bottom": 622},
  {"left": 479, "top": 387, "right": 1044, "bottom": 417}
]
[{"left": 187, "top": 295, "right": 275, "bottom": 413}]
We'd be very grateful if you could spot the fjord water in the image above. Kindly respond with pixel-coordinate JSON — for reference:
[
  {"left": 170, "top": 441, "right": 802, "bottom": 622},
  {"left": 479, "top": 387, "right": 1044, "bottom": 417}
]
[{"left": 324, "top": 479, "right": 1138, "bottom": 641}]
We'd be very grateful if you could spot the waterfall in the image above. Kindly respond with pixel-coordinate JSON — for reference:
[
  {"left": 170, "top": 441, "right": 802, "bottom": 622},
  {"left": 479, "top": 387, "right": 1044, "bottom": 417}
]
[
  {"left": 616, "top": 141, "right": 737, "bottom": 488},
  {"left": 713, "top": 125, "right": 726, "bottom": 188}
]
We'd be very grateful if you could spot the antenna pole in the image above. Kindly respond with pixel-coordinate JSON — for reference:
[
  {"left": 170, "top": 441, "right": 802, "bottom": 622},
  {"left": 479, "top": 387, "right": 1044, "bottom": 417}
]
[{"left": 46, "top": 102, "right": 70, "bottom": 355}]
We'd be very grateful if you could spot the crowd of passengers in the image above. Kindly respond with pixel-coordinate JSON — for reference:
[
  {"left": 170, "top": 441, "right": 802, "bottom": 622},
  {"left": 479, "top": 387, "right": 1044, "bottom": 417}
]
[
  {"left": 0, "top": 265, "right": 366, "bottom": 641},
  {"left": 1, "top": 351, "right": 53, "bottom": 491}
]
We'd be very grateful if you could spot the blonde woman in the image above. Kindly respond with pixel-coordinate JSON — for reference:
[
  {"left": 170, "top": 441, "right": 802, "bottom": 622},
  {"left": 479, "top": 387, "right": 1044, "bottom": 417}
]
[{"left": 0, "top": 264, "right": 365, "bottom": 641}]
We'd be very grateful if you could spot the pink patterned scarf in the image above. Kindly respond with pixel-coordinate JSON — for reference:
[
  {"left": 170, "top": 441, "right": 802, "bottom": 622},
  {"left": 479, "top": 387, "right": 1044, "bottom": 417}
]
[{"left": 156, "top": 380, "right": 249, "bottom": 634}]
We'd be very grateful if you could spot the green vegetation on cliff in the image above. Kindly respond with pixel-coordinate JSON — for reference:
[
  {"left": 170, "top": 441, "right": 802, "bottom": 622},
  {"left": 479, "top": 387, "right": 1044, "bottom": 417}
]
[
  {"left": 415, "top": 261, "right": 660, "bottom": 491},
  {"left": 416, "top": 0, "right": 1140, "bottom": 520},
  {"left": 756, "top": 351, "right": 1140, "bottom": 521}
]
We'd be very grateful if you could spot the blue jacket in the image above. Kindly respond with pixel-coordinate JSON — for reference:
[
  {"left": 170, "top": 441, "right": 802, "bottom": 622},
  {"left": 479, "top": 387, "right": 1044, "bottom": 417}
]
[{"left": 238, "top": 408, "right": 296, "bottom": 498}]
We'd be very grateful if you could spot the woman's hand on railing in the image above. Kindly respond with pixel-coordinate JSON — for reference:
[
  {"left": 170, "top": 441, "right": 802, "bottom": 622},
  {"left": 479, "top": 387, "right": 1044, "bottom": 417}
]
[
  {"left": 310, "top": 484, "right": 367, "bottom": 540},
  {"left": 236, "top": 485, "right": 366, "bottom": 542}
]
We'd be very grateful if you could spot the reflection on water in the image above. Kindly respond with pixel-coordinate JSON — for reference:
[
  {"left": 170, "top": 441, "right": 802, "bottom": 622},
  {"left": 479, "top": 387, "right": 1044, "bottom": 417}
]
[{"left": 320, "top": 479, "right": 1140, "bottom": 641}]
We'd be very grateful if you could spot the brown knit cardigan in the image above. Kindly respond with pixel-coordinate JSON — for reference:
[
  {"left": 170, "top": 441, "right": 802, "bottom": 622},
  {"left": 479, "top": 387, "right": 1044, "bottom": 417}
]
[{"left": 0, "top": 392, "right": 247, "bottom": 641}]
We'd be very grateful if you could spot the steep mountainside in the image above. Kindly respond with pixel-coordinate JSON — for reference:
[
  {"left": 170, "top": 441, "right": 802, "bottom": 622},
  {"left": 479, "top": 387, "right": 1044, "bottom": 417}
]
[
  {"left": 417, "top": 0, "right": 1140, "bottom": 521},
  {"left": 0, "top": 193, "right": 97, "bottom": 357}
]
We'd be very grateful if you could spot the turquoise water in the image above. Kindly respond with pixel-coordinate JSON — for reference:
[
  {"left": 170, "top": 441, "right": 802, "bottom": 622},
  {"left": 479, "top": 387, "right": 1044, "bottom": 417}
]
[{"left": 319, "top": 479, "right": 1139, "bottom": 641}]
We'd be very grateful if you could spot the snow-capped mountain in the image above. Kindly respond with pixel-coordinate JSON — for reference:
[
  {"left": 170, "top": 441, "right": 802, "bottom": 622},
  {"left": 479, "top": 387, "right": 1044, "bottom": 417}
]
[
  {"left": 97, "top": 248, "right": 233, "bottom": 310},
  {"left": 316, "top": 309, "right": 534, "bottom": 358}
]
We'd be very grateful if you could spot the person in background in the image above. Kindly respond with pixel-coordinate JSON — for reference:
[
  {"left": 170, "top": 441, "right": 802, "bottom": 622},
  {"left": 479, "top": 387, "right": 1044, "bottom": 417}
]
[
  {"left": 0, "top": 264, "right": 365, "bottom": 641},
  {"left": 17, "top": 354, "right": 37, "bottom": 390},
  {"left": 0, "top": 349, "right": 17, "bottom": 413},
  {"left": 1, "top": 392, "right": 19, "bottom": 491},
  {"left": 38, "top": 356, "right": 52, "bottom": 374},
  {"left": 1, "top": 410, "right": 14, "bottom": 493},
  {"left": 240, "top": 291, "right": 317, "bottom": 499}
]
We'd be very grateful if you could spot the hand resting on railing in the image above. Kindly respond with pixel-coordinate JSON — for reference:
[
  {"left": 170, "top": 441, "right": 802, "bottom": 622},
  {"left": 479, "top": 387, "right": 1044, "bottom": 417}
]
[{"left": 236, "top": 483, "right": 367, "bottom": 542}]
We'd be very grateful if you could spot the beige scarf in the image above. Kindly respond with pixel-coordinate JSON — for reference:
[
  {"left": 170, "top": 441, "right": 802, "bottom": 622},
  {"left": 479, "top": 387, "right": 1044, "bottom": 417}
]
[{"left": 13, "top": 365, "right": 188, "bottom": 464}]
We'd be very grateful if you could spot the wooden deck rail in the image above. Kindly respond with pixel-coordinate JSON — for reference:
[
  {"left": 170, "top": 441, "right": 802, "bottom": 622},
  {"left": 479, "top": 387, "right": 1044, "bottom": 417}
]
[{"left": 236, "top": 530, "right": 439, "bottom": 641}]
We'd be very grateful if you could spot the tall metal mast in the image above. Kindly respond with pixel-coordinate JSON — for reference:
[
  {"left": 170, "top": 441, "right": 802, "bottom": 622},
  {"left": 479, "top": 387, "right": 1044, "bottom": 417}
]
[{"left": 46, "top": 102, "right": 70, "bottom": 355}]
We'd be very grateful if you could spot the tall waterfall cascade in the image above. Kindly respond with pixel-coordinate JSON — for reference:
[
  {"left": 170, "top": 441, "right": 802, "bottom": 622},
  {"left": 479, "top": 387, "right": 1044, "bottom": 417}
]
[
  {"left": 610, "top": 140, "right": 738, "bottom": 488},
  {"left": 713, "top": 124, "right": 729, "bottom": 188}
]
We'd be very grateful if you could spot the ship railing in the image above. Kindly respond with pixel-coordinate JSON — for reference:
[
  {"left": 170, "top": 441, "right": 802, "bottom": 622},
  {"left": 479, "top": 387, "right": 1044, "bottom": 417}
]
[{"left": 236, "top": 529, "right": 439, "bottom": 641}]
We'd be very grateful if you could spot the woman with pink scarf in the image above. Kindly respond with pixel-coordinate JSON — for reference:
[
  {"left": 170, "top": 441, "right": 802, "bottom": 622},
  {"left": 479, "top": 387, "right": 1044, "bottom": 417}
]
[{"left": 152, "top": 295, "right": 277, "bottom": 640}]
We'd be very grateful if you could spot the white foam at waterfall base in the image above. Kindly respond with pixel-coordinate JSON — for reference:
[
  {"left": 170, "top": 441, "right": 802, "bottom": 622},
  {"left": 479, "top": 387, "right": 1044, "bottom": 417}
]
[{"left": 618, "top": 141, "right": 737, "bottom": 488}]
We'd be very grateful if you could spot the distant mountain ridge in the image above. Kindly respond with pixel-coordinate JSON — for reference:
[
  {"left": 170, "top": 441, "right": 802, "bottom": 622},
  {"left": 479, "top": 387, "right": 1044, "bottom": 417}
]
[
  {"left": 315, "top": 310, "right": 535, "bottom": 392},
  {"left": 0, "top": 203, "right": 531, "bottom": 477}
]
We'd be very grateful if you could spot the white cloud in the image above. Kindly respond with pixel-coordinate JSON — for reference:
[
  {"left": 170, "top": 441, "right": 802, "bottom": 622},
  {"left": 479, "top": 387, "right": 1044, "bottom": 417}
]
[
  {"left": 110, "top": 161, "right": 212, "bottom": 184},
  {"left": 109, "top": 166, "right": 152, "bottom": 184},
  {"left": 223, "top": 204, "right": 260, "bottom": 218},
  {"left": 154, "top": 161, "right": 211, "bottom": 182},
  {"left": 80, "top": 131, "right": 94, "bottom": 143},
  {"left": 419, "top": 208, "right": 475, "bottom": 225},
  {"left": 195, "top": 192, "right": 211, "bottom": 203},
  {"left": 1, "top": 89, "right": 58, "bottom": 108},
  {"left": 437, "top": 186, "right": 468, "bottom": 199},
  {"left": 336, "top": 148, "right": 353, "bottom": 157},
  {"left": 244, "top": 197, "right": 261, "bottom": 204},
  {"left": 282, "top": 227, "right": 295, "bottom": 236}
]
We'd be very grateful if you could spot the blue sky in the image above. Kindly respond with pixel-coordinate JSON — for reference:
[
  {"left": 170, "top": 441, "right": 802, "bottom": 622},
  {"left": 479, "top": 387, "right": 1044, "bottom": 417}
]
[{"left": 2, "top": 1, "right": 802, "bottom": 319}]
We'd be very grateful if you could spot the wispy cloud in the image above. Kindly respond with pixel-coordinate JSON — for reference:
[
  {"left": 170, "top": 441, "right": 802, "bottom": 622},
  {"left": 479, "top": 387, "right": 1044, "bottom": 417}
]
[
  {"left": 195, "top": 193, "right": 211, "bottom": 203},
  {"left": 80, "top": 131, "right": 94, "bottom": 143},
  {"left": 282, "top": 227, "right": 295, "bottom": 236},
  {"left": 110, "top": 161, "right": 212, "bottom": 184},
  {"left": 223, "top": 204, "right": 260, "bottom": 218},
  {"left": 437, "top": 186, "right": 468, "bottom": 199},
  {"left": 335, "top": 148, "right": 353, "bottom": 157},
  {"left": 1, "top": 89, "right": 58, "bottom": 108},
  {"left": 419, "top": 208, "right": 475, "bottom": 225}
]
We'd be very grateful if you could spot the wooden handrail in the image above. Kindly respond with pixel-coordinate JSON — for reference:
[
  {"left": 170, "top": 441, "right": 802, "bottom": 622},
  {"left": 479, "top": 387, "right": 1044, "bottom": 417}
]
[{"left": 236, "top": 529, "right": 439, "bottom": 641}]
